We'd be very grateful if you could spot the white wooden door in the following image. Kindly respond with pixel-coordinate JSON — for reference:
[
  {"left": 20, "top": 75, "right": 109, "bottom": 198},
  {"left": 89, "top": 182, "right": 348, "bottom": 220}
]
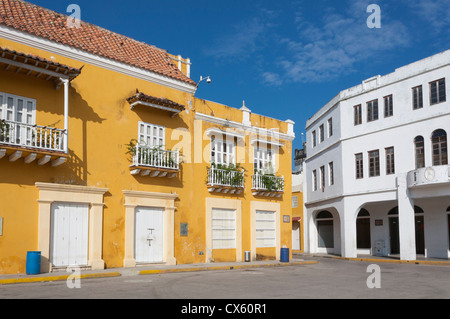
[
  {"left": 135, "top": 207, "right": 164, "bottom": 263},
  {"left": 51, "top": 203, "right": 89, "bottom": 267},
  {"left": 292, "top": 222, "right": 300, "bottom": 251}
]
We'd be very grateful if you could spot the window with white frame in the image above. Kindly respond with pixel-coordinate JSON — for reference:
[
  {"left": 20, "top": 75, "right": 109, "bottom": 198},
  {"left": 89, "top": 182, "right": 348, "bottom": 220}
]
[
  {"left": 312, "top": 169, "right": 318, "bottom": 191},
  {"left": 211, "top": 137, "right": 236, "bottom": 166},
  {"left": 319, "top": 124, "right": 324, "bottom": 143},
  {"left": 328, "top": 162, "right": 334, "bottom": 185},
  {"left": 0, "top": 92, "right": 36, "bottom": 124},
  {"left": 212, "top": 208, "right": 236, "bottom": 249},
  {"left": 430, "top": 78, "right": 446, "bottom": 105},
  {"left": 292, "top": 196, "right": 298, "bottom": 208},
  {"left": 328, "top": 118, "right": 333, "bottom": 137},
  {"left": 312, "top": 130, "right": 317, "bottom": 147},
  {"left": 367, "top": 99, "right": 379, "bottom": 122},
  {"left": 138, "top": 121, "right": 165, "bottom": 147},
  {"left": 320, "top": 166, "right": 325, "bottom": 191},
  {"left": 254, "top": 145, "right": 275, "bottom": 174},
  {"left": 255, "top": 210, "right": 276, "bottom": 248},
  {"left": 412, "top": 85, "right": 423, "bottom": 110}
]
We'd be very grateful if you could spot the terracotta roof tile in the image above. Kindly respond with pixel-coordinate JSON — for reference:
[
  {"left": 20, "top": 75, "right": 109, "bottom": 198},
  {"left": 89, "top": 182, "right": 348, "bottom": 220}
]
[
  {"left": 127, "top": 90, "right": 186, "bottom": 113},
  {"left": 0, "top": 0, "right": 196, "bottom": 86}
]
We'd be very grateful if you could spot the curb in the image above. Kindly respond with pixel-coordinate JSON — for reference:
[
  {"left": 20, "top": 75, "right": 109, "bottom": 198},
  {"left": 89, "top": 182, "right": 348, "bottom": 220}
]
[
  {"left": 0, "top": 261, "right": 318, "bottom": 285},
  {"left": 139, "top": 261, "right": 318, "bottom": 276},
  {"left": 0, "top": 272, "right": 121, "bottom": 286},
  {"left": 332, "top": 256, "right": 450, "bottom": 266}
]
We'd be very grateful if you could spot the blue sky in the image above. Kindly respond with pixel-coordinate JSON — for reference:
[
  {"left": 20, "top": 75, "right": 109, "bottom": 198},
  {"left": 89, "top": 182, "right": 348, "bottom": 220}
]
[{"left": 29, "top": 0, "right": 450, "bottom": 151}]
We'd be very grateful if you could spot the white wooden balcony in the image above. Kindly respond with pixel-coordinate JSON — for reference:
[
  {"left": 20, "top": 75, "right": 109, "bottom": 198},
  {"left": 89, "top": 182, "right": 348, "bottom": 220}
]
[
  {"left": 207, "top": 167, "right": 244, "bottom": 194},
  {"left": 252, "top": 174, "right": 284, "bottom": 197},
  {"left": 0, "top": 119, "right": 67, "bottom": 166},
  {"left": 130, "top": 145, "right": 180, "bottom": 178}
]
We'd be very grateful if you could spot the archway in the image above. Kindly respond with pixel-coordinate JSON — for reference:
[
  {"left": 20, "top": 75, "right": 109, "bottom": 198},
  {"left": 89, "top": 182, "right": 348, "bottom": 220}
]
[
  {"left": 356, "top": 208, "right": 371, "bottom": 250},
  {"left": 316, "top": 211, "right": 334, "bottom": 250},
  {"left": 388, "top": 206, "right": 425, "bottom": 255},
  {"left": 447, "top": 206, "right": 450, "bottom": 252}
]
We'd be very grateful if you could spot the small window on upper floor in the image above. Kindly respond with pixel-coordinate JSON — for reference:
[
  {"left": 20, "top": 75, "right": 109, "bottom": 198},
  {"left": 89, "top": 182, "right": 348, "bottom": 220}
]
[
  {"left": 328, "top": 118, "right": 333, "bottom": 137},
  {"left": 354, "top": 104, "right": 362, "bottom": 126},
  {"left": 312, "top": 169, "right": 317, "bottom": 191},
  {"left": 367, "top": 99, "right": 379, "bottom": 122},
  {"left": 138, "top": 121, "right": 165, "bottom": 148},
  {"left": 319, "top": 124, "right": 324, "bottom": 143},
  {"left": 368, "top": 150, "right": 380, "bottom": 177},
  {"left": 432, "top": 129, "right": 448, "bottom": 166},
  {"left": 412, "top": 85, "right": 423, "bottom": 110},
  {"left": 414, "top": 136, "right": 425, "bottom": 169},
  {"left": 384, "top": 95, "right": 393, "bottom": 117},
  {"left": 211, "top": 137, "right": 236, "bottom": 167},
  {"left": 292, "top": 196, "right": 298, "bottom": 208},
  {"left": 312, "top": 130, "right": 317, "bottom": 147},
  {"left": 430, "top": 78, "right": 446, "bottom": 105}
]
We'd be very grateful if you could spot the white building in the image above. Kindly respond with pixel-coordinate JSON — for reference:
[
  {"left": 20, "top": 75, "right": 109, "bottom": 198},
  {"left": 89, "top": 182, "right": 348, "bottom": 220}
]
[{"left": 304, "top": 49, "right": 450, "bottom": 261}]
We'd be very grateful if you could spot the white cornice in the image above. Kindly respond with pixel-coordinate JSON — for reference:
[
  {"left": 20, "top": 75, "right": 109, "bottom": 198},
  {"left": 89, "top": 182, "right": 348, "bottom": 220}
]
[
  {"left": 123, "top": 190, "right": 179, "bottom": 200},
  {"left": 35, "top": 182, "right": 109, "bottom": 194},
  {"left": 205, "top": 127, "right": 245, "bottom": 141},
  {"left": 0, "top": 25, "right": 197, "bottom": 94},
  {"left": 195, "top": 112, "right": 295, "bottom": 142}
]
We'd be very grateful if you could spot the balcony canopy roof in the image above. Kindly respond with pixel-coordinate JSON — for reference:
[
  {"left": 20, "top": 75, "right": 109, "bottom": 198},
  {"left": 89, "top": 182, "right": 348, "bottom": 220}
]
[
  {"left": 127, "top": 90, "right": 186, "bottom": 116},
  {"left": 0, "top": 46, "right": 82, "bottom": 82}
]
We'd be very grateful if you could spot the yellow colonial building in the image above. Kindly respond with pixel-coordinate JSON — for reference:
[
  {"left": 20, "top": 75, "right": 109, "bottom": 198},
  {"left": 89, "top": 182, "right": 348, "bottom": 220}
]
[{"left": 0, "top": 0, "right": 295, "bottom": 274}]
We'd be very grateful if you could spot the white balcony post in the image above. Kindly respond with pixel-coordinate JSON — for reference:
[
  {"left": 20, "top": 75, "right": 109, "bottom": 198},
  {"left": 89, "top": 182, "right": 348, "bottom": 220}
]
[{"left": 61, "top": 78, "right": 70, "bottom": 153}]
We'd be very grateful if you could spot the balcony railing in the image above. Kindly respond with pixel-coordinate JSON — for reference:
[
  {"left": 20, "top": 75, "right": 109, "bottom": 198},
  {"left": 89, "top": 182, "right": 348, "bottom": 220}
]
[
  {"left": 207, "top": 167, "right": 245, "bottom": 192},
  {"left": 252, "top": 174, "right": 284, "bottom": 193},
  {"left": 407, "top": 165, "right": 450, "bottom": 189},
  {"left": 132, "top": 145, "right": 180, "bottom": 171},
  {"left": 0, "top": 120, "right": 66, "bottom": 152}
]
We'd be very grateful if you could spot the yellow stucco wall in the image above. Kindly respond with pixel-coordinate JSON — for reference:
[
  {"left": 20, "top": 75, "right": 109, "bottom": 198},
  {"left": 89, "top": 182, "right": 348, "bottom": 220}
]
[
  {"left": 0, "top": 38, "right": 293, "bottom": 274},
  {"left": 292, "top": 191, "right": 304, "bottom": 252}
]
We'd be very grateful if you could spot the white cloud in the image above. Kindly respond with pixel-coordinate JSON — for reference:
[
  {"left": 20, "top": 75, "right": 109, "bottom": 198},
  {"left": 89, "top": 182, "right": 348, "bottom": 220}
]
[
  {"left": 403, "top": 0, "right": 450, "bottom": 31},
  {"left": 261, "top": 71, "right": 282, "bottom": 86},
  {"left": 276, "top": 3, "right": 411, "bottom": 83},
  {"left": 203, "top": 17, "right": 266, "bottom": 60}
]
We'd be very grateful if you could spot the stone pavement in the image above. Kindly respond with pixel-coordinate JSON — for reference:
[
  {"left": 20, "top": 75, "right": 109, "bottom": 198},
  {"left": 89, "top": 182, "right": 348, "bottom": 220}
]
[
  {"left": 2, "top": 253, "right": 449, "bottom": 286},
  {"left": 0, "top": 258, "right": 318, "bottom": 285}
]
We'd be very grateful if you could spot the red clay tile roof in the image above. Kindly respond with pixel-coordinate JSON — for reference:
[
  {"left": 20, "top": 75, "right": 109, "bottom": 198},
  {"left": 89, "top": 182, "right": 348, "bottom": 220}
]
[
  {"left": 0, "top": 0, "right": 196, "bottom": 86},
  {"left": 0, "top": 46, "right": 82, "bottom": 80},
  {"left": 127, "top": 91, "right": 186, "bottom": 113}
]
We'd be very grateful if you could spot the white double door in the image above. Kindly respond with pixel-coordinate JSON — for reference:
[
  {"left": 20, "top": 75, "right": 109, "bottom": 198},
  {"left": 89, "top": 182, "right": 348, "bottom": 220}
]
[
  {"left": 135, "top": 207, "right": 164, "bottom": 263},
  {"left": 51, "top": 203, "right": 89, "bottom": 267}
]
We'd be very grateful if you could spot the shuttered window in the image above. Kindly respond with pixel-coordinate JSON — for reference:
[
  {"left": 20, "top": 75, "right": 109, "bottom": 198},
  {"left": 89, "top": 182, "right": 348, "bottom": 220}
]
[
  {"left": 138, "top": 121, "right": 165, "bottom": 147},
  {"left": 255, "top": 210, "right": 276, "bottom": 248},
  {"left": 0, "top": 92, "right": 36, "bottom": 124},
  {"left": 212, "top": 209, "right": 236, "bottom": 249}
]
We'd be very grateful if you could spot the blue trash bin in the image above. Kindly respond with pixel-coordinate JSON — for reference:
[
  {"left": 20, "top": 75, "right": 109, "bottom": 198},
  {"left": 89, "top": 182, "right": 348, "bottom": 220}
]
[
  {"left": 26, "top": 251, "right": 41, "bottom": 275},
  {"left": 280, "top": 248, "right": 289, "bottom": 263}
]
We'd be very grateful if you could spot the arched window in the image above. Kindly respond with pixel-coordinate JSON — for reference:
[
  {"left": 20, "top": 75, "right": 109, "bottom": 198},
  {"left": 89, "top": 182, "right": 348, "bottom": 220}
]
[
  {"left": 432, "top": 129, "right": 448, "bottom": 166},
  {"left": 414, "top": 136, "right": 425, "bottom": 169}
]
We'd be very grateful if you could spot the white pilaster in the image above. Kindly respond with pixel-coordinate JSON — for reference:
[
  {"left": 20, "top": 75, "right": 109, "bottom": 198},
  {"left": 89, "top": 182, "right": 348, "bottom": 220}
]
[
  {"left": 397, "top": 173, "right": 416, "bottom": 261},
  {"left": 61, "top": 78, "right": 69, "bottom": 153}
]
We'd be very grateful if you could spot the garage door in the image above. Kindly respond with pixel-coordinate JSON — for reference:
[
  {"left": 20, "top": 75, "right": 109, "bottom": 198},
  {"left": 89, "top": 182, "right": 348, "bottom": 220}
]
[{"left": 50, "top": 203, "right": 89, "bottom": 267}]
